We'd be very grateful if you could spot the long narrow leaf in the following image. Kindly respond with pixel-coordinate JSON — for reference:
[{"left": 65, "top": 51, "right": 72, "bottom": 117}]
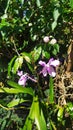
[
  {"left": 7, "top": 80, "right": 34, "bottom": 96},
  {"left": 23, "top": 98, "right": 35, "bottom": 130},
  {"left": 0, "top": 87, "right": 32, "bottom": 95},
  {"left": 23, "top": 96, "right": 47, "bottom": 130},
  {"left": 34, "top": 97, "right": 47, "bottom": 130},
  {"left": 7, "top": 98, "right": 29, "bottom": 108},
  {"left": 7, "top": 56, "right": 17, "bottom": 77}
]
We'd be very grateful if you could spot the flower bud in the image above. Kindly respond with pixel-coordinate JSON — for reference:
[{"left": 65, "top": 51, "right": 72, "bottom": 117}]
[
  {"left": 43, "top": 36, "right": 49, "bottom": 43},
  {"left": 50, "top": 39, "right": 57, "bottom": 45}
]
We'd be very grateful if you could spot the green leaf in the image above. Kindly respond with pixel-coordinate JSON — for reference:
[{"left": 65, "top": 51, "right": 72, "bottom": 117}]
[
  {"left": 21, "top": 52, "right": 31, "bottom": 63},
  {"left": 7, "top": 98, "right": 28, "bottom": 108},
  {"left": 52, "top": 8, "right": 60, "bottom": 30},
  {"left": 52, "top": 48, "right": 57, "bottom": 55},
  {"left": 70, "top": 0, "right": 73, "bottom": 8},
  {"left": 0, "top": 87, "right": 27, "bottom": 94},
  {"left": 1, "top": 120, "right": 6, "bottom": 130},
  {"left": 57, "top": 107, "right": 64, "bottom": 122},
  {"left": 52, "top": 21, "right": 57, "bottom": 31},
  {"left": 54, "top": 44, "right": 59, "bottom": 52},
  {"left": 66, "top": 103, "right": 73, "bottom": 118},
  {"left": 12, "top": 56, "right": 23, "bottom": 74},
  {"left": 23, "top": 96, "right": 47, "bottom": 130},
  {"left": 53, "top": 8, "right": 60, "bottom": 22},
  {"left": 36, "top": 0, "right": 41, "bottom": 7},
  {"left": 23, "top": 98, "right": 35, "bottom": 130},
  {"left": 52, "top": 44, "right": 59, "bottom": 55},
  {"left": 50, "top": 120, "right": 57, "bottom": 130},
  {"left": 7, "top": 80, "right": 34, "bottom": 96},
  {"left": 31, "top": 47, "right": 42, "bottom": 62},
  {"left": 8, "top": 56, "right": 17, "bottom": 77},
  {"left": 42, "top": 50, "right": 50, "bottom": 59},
  {"left": 4, "top": 0, "right": 11, "bottom": 14}
]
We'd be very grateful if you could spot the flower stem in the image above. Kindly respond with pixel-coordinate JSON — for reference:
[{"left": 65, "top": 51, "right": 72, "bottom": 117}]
[{"left": 36, "top": 73, "right": 44, "bottom": 99}]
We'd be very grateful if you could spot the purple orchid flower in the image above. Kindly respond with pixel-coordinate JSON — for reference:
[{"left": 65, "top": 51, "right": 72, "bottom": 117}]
[
  {"left": 18, "top": 73, "right": 28, "bottom": 86},
  {"left": 17, "top": 71, "right": 37, "bottom": 86},
  {"left": 39, "top": 58, "right": 60, "bottom": 77},
  {"left": 17, "top": 70, "right": 23, "bottom": 76}
]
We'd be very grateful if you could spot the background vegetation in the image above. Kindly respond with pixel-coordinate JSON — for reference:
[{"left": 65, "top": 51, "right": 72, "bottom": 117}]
[{"left": 0, "top": 0, "right": 73, "bottom": 130}]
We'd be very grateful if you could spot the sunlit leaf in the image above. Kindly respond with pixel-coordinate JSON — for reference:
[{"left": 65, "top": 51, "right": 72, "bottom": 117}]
[
  {"left": 23, "top": 96, "right": 47, "bottom": 130},
  {"left": 52, "top": 8, "right": 60, "bottom": 30},
  {"left": 4, "top": 0, "right": 10, "bottom": 14},
  {"left": 36, "top": 0, "right": 41, "bottom": 7},
  {"left": 7, "top": 80, "right": 34, "bottom": 96},
  {"left": 50, "top": 120, "right": 57, "bottom": 130},
  {"left": 57, "top": 107, "right": 64, "bottom": 122},
  {"left": 7, "top": 98, "right": 28, "bottom": 108},
  {"left": 12, "top": 56, "right": 23, "bottom": 74},
  {"left": 21, "top": 52, "right": 31, "bottom": 63},
  {"left": 53, "top": 8, "right": 60, "bottom": 21},
  {"left": 66, "top": 103, "right": 73, "bottom": 118},
  {"left": 70, "top": 0, "right": 73, "bottom": 8},
  {"left": 31, "top": 47, "right": 42, "bottom": 62},
  {"left": 0, "top": 87, "right": 33, "bottom": 96},
  {"left": 0, "top": 87, "right": 25, "bottom": 93}
]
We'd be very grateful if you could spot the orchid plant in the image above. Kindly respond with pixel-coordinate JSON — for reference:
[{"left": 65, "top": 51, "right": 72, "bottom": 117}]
[{"left": 1, "top": 34, "right": 60, "bottom": 130}]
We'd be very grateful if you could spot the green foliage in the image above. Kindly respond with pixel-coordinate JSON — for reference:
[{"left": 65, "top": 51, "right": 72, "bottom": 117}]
[
  {"left": 23, "top": 96, "right": 47, "bottom": 130},
  {"left": 0, "top": 107, "right": 23, "bottom": 130},
  {"left": 31, "top": 46, "right": 42, "bottom": 62},
  {"left": 70, "top": 0, "right": 73, "bottom": 8},
  {"left": 0, "top": 0, "right": 73, "bottom": 129},
  {"left": 52, "top": 8, "right": 60, "bottom": 30},
  {"left": 12, "top": 56, "right": 23, "bottom": 74},
  {"left": 7, "top": 80, "right": 34, "bottom": 96}
]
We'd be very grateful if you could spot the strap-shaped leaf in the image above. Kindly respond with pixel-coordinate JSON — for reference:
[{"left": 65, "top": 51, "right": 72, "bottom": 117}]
[
  {"left": 7, "top": 80, "right": 34, "bottom": 96},
  {"left": 7, "top": 98, "right": 29, "bottom": 108},
  {"left": 23, "top": 96, "right": 47, "bottom": 130},
  {"left": 0, "top": 87, "right": 33, "bottom": 96}
]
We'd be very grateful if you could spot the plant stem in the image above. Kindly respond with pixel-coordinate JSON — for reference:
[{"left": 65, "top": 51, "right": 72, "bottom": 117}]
[{"left": 49, "top": 77, "right": 54, "bottom": 103}]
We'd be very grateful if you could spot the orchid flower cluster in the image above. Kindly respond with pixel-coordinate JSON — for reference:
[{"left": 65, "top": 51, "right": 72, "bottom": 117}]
[
  {"left": 17, "top": 35, "right": 60, "bottom": 86},
  {"left": 17, "top": 58, "right": 60, "bottom": 86}
]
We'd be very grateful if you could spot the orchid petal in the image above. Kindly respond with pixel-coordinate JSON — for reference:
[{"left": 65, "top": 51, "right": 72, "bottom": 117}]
[
  {"left": 17, "top": 70, "right": 23, "bottom": 76},
  {"left": 47, "top": 66, "right": 56, "bottom": 77},
  {"left": 50, "top": 60, "right": 60, "bottom": 67},
  {"left": 39, "top": 61, "right": 46, "bottom": 66},
  {"left": 18, "top": 74, "right": 27, "bottom": 86},
  {"left": 40, "top": 67, "right": 47, "bottom": 77},
  {"left": 48, "top": 58, "right": 54, "bottom": 65}
]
